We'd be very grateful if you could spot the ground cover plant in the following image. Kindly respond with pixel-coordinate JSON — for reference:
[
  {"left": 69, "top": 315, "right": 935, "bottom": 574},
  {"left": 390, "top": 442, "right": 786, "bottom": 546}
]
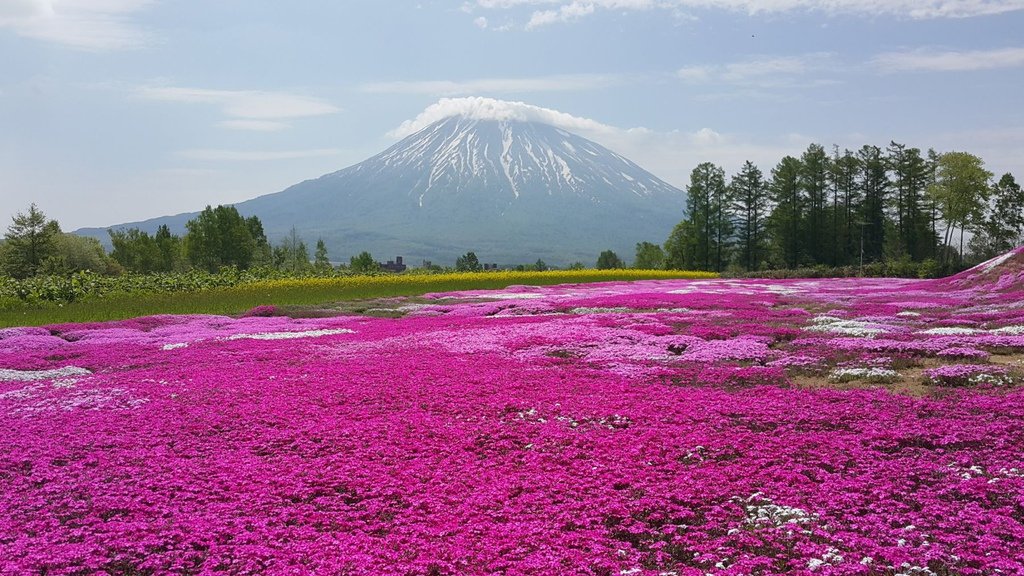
[
  {"left": 0, "top": 269, "right": 717, "bottom": 328},
  {"left": 2, "top": 249, "right": 1024, "bottom": 575}
]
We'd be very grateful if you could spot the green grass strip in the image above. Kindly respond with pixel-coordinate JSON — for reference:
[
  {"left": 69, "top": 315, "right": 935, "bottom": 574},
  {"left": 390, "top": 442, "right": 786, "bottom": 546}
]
[{"left": 0, "top": 269, "right": 716, "bottom": 327}]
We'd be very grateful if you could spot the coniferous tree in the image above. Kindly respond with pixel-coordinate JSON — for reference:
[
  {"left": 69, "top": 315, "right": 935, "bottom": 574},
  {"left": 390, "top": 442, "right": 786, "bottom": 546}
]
[
  {"left": 2, "top": 204, "right": 60, "bottom": 278},
  {"left": 828, "top": 148, "right": 861, "bottom": 266},
  {"left": 728, "top": 161, "right": 769, "bottom": 271},
  {"left": 858, "top": 145, "right": 889, "bottom": 264},
  {"left": 886, "top": 142, "right": 933, "bottom": 260},
  {"left": 800, "top": 144, "right": 830, "bottom": 265},
  {"left": 769, "top": 156, "right": 803, "bottom": 268},
  {"left": 683, "top": 162, "right": 728, "bottom": 271},
  {"left": 314, "top": 239, "right": 331, "bottom": 271}
]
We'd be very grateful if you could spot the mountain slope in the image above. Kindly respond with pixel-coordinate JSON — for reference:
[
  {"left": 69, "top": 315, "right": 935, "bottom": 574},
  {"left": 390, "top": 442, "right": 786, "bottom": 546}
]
[{"left": 77, "top": 116, "right": 686, "bottom": 266}]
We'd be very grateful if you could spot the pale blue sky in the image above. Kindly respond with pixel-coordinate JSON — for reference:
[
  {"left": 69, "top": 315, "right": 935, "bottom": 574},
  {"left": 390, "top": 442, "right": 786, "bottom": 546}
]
[{"left": 2, "top": 0, "right": 1023, "bottom": 230}]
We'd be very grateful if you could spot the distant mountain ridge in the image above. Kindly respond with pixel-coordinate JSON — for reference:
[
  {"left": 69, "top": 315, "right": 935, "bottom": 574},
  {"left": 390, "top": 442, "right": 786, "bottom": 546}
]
[{"left": 76, "top": 115, "right": 686, "bottom": 265}]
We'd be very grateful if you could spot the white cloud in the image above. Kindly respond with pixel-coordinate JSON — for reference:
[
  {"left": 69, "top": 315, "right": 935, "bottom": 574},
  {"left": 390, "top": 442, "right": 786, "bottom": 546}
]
[
  {"left": 677, "top": 53, "right": 836, "bottom": 90},
  {"left": 0, "top": 0, "right": 152, "bottom": 50},
  {"left": 471, "top": 0, "right": 1024, "bottom": 28},
  {"left": 135, "top": 86, "right": 340, "bottom": 130},
  {"left": 389, "top": 96, "right": 618, "bottom": 138},
  {"left": 178, "top": 148, "right": 347, "bottom": 162},
  {"left": 720, "top": 54, "right": 815, "bottom": 80},
  {"left": 216, "top": 120, "right": 291, "bottom": 132},
  {"left": 474, "top": 15, "right": 489, "bottom": 27},
  {"left": 676, "top": 66, "right": 713, "bottom": 82},
  {"left": 526, "top": 1, "right": 595, "bottom": 28},
  {"left": 137, "top": 86, "right": 340, "bottom": 119},
  {"left": 362, "top": 74, "right": 620, "bottom": 96},
  {"left": 873, "top": 46, "right": 1024, "bottom": 71}
]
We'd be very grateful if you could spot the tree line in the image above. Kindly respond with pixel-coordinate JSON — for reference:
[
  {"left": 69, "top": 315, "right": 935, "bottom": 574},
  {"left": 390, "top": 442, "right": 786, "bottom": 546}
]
[
  {"left": 0, "top": 204, "right": 343, "bottom": 280},
  {"left": 0, "top": 204, "right": 555, "bottom": 279},
  {"left": 630, "top": 143, "right": 1021, "bottom": 274}
]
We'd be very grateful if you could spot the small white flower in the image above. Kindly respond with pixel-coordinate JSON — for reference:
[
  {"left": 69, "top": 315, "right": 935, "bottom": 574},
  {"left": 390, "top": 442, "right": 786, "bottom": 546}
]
[{"left": 919, "top": 327, "right": 980, "bottom": 335}]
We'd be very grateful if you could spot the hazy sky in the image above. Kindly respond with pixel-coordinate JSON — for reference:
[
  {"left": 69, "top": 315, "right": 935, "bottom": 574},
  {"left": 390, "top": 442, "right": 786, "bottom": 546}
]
[{"left": 2, "top": 0, "right": 1023, "bottom": 230}]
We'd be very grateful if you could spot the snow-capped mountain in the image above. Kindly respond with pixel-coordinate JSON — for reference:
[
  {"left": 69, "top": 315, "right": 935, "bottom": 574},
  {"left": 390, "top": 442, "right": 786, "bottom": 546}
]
[
  {"left": 78, "top": 115, "right": 686, "bottom": 265},
  {"left": 359, "top": 115, "right": 680, "bottom": 206}
]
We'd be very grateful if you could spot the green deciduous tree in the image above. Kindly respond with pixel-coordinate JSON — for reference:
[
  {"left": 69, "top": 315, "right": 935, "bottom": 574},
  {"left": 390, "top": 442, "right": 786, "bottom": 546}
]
[
  {"left": 349, "top": 251, "right": 378, "bottom": 273},
  {"left": 969, "top": 172, "right": 1024, "bottom": 260},
  {"left": 633, "top": 241, "right": 665, "bottom": 269},
  {"left": 664, "top": 221, "right": 695, "bottom": 270},
  {"left": 184, "top": 206, "right": 264, "bottom": 272},
  {"left": 40, "top": 234, "right": 118, "bottom": 275},
  {"left": 109, "top": 228, "right": 159, "bottom": 272},
  {"left": 928, "top": 151, "right": 993, "bottom": 265},
  {"left": 109, "top": 226, "right": 184, "bottom": 273},
  {"left": 596, "top": 249, "right": 624, "bottom": 270},
  {"left": 455, "top": 251, "right": 481, "bottom": 272}
]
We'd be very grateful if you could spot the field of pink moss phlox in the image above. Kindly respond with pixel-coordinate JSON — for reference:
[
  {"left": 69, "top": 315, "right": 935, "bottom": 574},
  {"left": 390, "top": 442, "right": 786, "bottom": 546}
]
[{"left": 2, "top": 248, "right": 1024, "bottom": 575}]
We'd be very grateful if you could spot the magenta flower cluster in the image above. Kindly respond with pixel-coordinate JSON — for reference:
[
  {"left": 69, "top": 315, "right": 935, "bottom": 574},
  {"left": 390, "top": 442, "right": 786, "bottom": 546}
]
[{"left": 2, "top": 249, "right": 1024, "bottom": 575}]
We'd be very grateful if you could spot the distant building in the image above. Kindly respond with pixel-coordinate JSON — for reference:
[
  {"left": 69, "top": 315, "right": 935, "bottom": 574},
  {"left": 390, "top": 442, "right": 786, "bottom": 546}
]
[{"left": 379, "top": 256, "right": 407, "bottom": 273}]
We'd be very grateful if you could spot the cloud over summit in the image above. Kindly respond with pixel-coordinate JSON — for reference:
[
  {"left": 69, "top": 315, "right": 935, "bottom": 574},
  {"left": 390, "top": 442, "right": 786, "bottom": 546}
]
[{"left": 389, "top": 97, "right": 617, "bottom": 138}]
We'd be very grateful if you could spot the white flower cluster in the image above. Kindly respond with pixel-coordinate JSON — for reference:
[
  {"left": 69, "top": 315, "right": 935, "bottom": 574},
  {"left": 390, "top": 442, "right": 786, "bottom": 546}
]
[
  {"left": 569, "top": 307, "right": 632, "bottom": 314},
  {"left": 0, "top": 366, "right": 92, "bottom": 381},
  {"left": 226, "top": 328, "right": 355, "bottom": 341},
  {"left": 991, "top": 325, "right": 1024, "bottom": 335},
  {"left": 162, "top": 328, "right": 356, "bottom": 350},
  {"left": 828, "top": 367, "right": 900, "bottom": 383},
  {"left": 918, "top": 327, "right": 980, "bottom": 336},
  {"left": 808, "top": 547, "right": 844, "bottom": 572},
  {"left": 740, "top": 494, "right": 817, "bottom": 528},
  {"left": 895, "top": 564, "right": 937, "bottom": 576},
  {"left": 969, "top": 373, "right": 1014, "bottom": 386},
  {"left": 805, "top": 316, "right": 888, "bottom": 338}
]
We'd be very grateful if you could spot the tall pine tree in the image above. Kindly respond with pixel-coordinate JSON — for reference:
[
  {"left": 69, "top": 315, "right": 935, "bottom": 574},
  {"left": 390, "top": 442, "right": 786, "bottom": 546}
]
[
  {"left": 729, "top": 161, "right": 769, "bottom": 271},
  {"left": 769, "top": 156, "right": 803, "bottom": 268},
  {"left": 857, "top": 145, "right": 889, "bottom": 264}
]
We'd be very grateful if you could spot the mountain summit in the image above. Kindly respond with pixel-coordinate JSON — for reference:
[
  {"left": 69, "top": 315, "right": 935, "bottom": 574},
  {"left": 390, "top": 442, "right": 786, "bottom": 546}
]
[{"left": 79, "top": 112, "right": 686, "bottom": 265}]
